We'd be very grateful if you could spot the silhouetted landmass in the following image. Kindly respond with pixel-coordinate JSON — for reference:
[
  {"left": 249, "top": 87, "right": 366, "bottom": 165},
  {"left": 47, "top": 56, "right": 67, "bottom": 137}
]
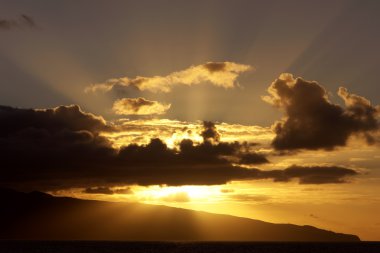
[{"left": 0, "top": 188, "right": 360, "bottom": 241}]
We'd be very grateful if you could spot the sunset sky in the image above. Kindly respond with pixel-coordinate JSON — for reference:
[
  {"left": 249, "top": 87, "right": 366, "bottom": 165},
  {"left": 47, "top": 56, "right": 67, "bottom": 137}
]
[{"left": 1, "top": 0, "right": 380, "bottom": 240}]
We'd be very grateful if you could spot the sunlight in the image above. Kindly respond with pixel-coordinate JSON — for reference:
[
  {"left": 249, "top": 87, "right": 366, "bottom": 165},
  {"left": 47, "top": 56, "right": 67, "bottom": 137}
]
[
  {"left": 135, "top": 185, "right": 223, "bottom": 203},
  {"left": 164, "top": 132, "right": 203, "bottom": 149}
]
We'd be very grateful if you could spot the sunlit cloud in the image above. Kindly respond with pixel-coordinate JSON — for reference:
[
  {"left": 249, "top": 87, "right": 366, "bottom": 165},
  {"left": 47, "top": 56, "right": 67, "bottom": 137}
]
[
  {"left": 103, "top": 118, "right": 273, "bottom": 148},
  {"left": 112, "top": 97, "right": 171, "bottom": 115},
  {"left": 84, "top": 61, "right": 252, "bottom": 93}
]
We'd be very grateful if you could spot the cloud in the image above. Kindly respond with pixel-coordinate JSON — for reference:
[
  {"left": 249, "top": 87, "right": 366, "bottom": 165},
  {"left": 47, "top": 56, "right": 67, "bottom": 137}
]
[
  {"left": 220, "top": 188, "right": 235, "bottom": 193},
  {"left": 102, "top": 118, "right": 272, "bottom": 149},
  {"left": 0, "top": 105, "right": 358, "bottom": 191},
  {"left": 84, "top": 61, "right": 251, "bottom": 93},
  {"left": 83, "top": 186, "right": 133, "bottom": 195},
  {"left": 201, "top": 121, "right": 220, "bottom": 143},
  {"left": 239, "top": 153, "right": 269, "bottom": 165},
  {"left": 0, "top": 104, "right": 111, "bottom": 134},
  {"left": 113, "top": 187, "right": 133, "bottom": 194},
  {"left": 229, "top": 194, "right": 271, "bottom": 202},
  {"left": 273, "top": 165, "right": 358, "bottom": 184},
  {"left": 0, "top": 15, "right": 36, "bottom": 30},
  {"left": 112, "top": 97, "right": 171, "bottom": 115},
  {"left": 83, "top": 187, "right": 114, "bottom": 195},
  {"left": 264, "top": 73, "right": 379, "bottom": 150}
]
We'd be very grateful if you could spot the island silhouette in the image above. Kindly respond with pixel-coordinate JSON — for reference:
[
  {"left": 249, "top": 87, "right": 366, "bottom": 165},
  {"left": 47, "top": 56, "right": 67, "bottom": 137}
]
[{"left": 0, "top": 188, "right": 359, "bottom": 241}]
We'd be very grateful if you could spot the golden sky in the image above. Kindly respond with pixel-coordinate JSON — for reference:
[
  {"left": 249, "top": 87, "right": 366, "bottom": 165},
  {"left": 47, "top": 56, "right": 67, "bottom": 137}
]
[{"left": 1, "top": 0, "right": 380, "bottom": 241}]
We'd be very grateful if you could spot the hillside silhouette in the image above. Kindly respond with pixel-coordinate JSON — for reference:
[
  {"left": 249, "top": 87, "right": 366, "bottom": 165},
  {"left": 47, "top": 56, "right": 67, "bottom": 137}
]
[{"left": 0, "top": 188, "right": 360, "bottom": 241}]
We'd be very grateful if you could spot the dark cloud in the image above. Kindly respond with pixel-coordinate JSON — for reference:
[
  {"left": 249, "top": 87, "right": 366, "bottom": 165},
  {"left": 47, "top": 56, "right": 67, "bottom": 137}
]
[
  {"left": 83, "top": 187, "right": 114, "bottom": 195},
  {"left": 112, "top": 97, "right": 170, "bottom": 115},
  {"left": 83, "top": 186, "right": 132, "bottom": 195},
  {"left": 264, "top": 74, "right": 379, "bottom": 150},
  {"left": 203, "top": 62, "right": 226, "bottom": 72},
  {"left": 0, "top": 105, "right": 358, "bottom": 191},
  {"left": 201, "top": 121, "right": 220, "bottom": 142},
  {"left": 0, "top": 15, "right": 36, "bottom": 30},
  {"left": 239, "top": 153, "right": 269, "bottom": 165},
  {"left": 113, "top": 187, "right": 133, "bottom": 194},
  {"left": 0, "top": 104, "right": 111, "bottom": 135},
  {"left": 265, "top": 165, "right": 358, "bottom": 184}
]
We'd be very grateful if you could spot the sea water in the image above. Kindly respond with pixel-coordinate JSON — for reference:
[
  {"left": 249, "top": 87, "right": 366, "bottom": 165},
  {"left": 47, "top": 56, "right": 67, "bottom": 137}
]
[{"left": 0, "top": 241, "right": 379, "bottom": 253}]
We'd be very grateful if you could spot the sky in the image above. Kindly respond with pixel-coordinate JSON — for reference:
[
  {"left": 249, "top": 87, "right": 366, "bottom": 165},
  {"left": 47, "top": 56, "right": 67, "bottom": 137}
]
[{"left": 1, "top": 0, "right": 380, "bottom": 240}]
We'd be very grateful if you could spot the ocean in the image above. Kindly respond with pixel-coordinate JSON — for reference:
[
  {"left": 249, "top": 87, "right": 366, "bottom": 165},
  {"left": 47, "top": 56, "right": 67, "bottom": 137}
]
[{"left": 0, "top": 241, "right": 379, "bottom": 253}]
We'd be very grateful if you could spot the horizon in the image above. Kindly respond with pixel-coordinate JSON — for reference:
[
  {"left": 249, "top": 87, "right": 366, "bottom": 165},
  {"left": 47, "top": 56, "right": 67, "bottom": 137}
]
[{"left": 1, "top": 0, "right": 380, "bottom": 242}]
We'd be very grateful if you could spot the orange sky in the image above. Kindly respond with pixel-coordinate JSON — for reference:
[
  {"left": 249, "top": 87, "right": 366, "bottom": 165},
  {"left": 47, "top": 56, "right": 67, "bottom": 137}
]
[{"left": 1, "top": 0, "right": 380, "bottom": 241}]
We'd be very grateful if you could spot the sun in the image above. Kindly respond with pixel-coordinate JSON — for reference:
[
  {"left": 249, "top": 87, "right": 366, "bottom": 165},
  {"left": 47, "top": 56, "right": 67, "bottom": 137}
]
[{"left": 134, "top": 185, "right": 223, "bottom": 203}]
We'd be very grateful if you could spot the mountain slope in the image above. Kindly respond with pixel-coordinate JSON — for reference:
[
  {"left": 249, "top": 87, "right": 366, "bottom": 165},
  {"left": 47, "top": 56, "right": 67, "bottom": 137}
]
[{"left": 0, "top": 188, "right": 360, "bottom": 241}]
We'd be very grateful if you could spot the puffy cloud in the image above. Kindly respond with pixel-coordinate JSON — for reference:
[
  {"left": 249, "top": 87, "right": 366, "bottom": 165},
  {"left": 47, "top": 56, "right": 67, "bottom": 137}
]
[
  {"left": 84, "top": 61, "right": 251, "bottom": 93},
  {"left": 0, "top": 104, "right": 111, "bottom": 135},
  {"left": 0, "top": 105, "right": 358, "bottom": 191},
  {"left": 112, "top": 97, "right": 171, "bottom": 115},
  {"left": 264, "top": 73, "right": 379, "bottom": 150},
  {"left": 0, "top": 15, "right": 36, "bottom": 30},
  {"left": 201, "top": 121, "right": 220, "bottom": 143}
]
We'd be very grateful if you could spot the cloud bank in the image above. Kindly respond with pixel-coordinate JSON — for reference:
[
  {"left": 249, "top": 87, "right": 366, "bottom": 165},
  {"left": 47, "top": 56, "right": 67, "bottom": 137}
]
[
  {"left": 84, "top": 62, "right": 251, "bottom": 93},
  {"left": 83, "top": 186, "right": 132, "bottom": 195},
  {"left": 0, "top": 105, "right": 358, "bottom": 191}
]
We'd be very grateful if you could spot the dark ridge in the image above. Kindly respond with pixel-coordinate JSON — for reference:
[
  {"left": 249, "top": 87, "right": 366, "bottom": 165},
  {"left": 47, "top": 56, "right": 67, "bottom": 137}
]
[{"left": 0, "top": 188, "right": 360, "bottom": 241}]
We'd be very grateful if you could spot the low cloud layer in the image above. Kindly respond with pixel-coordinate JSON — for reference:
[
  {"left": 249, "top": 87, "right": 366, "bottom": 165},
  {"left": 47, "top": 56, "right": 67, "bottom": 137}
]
[
  {"left": 267, "top": 165, "right": 358, "bottom": 184},
  {"left": 238, "top": 153, "right": 269, "bottom": 165},
  {"left": 0, "top": 104, "right": 358, "bottom": 191},
  {"left": 0, "top": 15, "right": 36, "bottom": 30},
  {"left": 83, "top": 186, "right": 132, "bottom": 195},
  {"left": 83, "top": 187, "right": 114, "bottom": 195},
  {"left": 84, "top": 62, "right": 251, "bottom": 93},
  {"left": 112, "top": 97, "right": 171, "bottom": 115},
  {"left": 264, "top": 73, "right": 379, "bottom": 150}
]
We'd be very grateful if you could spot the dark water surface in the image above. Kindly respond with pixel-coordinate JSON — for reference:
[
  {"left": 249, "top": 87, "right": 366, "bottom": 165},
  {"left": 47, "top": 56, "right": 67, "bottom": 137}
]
[{"left": 0, "top": 241, "right": 379, "bottom": 253}]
